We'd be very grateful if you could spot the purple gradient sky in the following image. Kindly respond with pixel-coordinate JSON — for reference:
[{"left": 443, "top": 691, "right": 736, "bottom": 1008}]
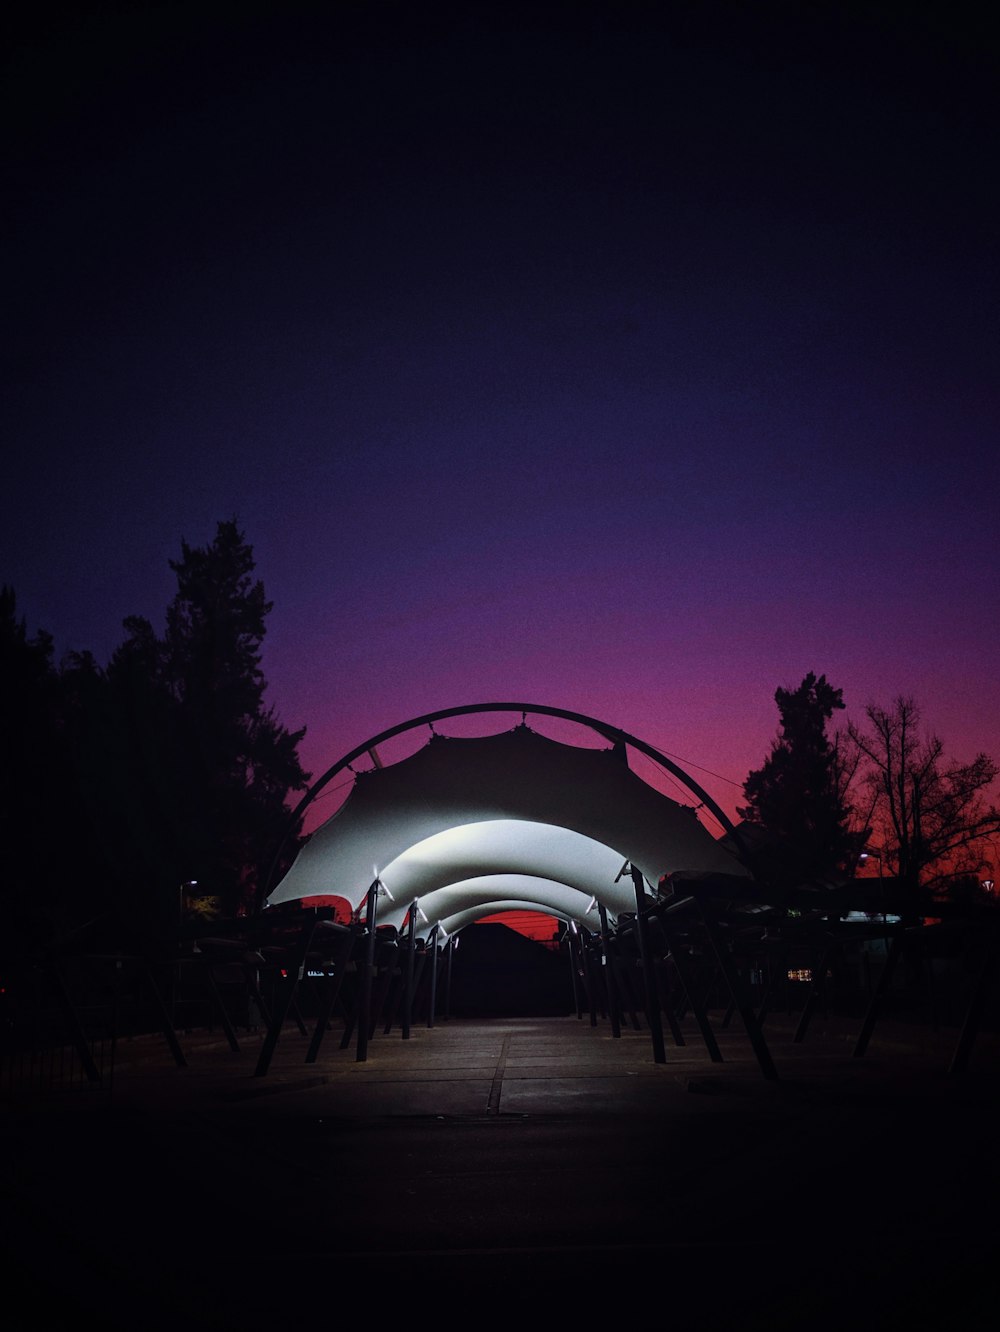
[{"left": 5, "top": 2, "right": 999, "bottom": 837}]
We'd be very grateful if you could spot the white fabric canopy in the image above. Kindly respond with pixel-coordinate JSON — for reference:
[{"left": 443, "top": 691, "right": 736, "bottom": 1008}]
[
  {"left": 375, "top": 821, "right": 635, "bottom": 929},
  {"left": 269, "top": 726, "right": 747, "bottom": 930}
]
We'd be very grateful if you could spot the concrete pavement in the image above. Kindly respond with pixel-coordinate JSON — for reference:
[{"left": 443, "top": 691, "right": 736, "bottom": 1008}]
[{"left": 4, "top": 1013, "right": 999, "bottom": 1330}]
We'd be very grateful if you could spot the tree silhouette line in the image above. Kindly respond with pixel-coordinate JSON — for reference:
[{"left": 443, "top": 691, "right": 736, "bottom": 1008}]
[
  {"left": 3, "top": 530, "right": 999, "bottom": 965},
  {"left": 1, "top": 521, "right": 309, "bottom": 959},
  {"left": 739, "top": 671, "right": 1000, "bottom": 902}
]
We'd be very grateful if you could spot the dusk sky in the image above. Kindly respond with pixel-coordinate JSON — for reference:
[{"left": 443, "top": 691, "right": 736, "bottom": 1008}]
[{"left": 5, "top": 1, "right": 999, "bottom": 839}]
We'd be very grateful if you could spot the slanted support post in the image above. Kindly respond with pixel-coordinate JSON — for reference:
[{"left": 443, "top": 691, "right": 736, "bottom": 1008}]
[
  {"left": 580, "top": 934, "right": 598, "bottom": 1027},
  {"left": 427, "top": 925, "right": 440, "bottom": 1028},
  {"left": 444, "top": 935, "right": 454, "bottom": 1020},
  {"left": 356, "top": 880, "right": 379, "bottom": 1063},
  {"left": 598, "top": 903, "right": 621, "bottom": 1038},
  {"left": 698, "top": 897, "right": 777, "bottom": 1080},
  {"left": 254, "top": 916, "right": 320, "bottom": 1077},
  {"left": 46, "top": 963, "right": 102, "bottom": 1082},
  {"left": 854, "top": 929, "right": 903, "bottom": 1058},
  {"left": 630, "top": 865, "right": 666, "bottom": 1064},
  {"left": 142, "top": 959, "right": 187, "bottom": 1068},
  {"left": 794, "top": 941, "right": 834, "bottom": 1043},
  {"left": 306, "top": 923, "right": 356, "bottom": 1064},
  {"left": 204, "top": 963, "right": 241, "bottom": 1052},
  {"left": 402, "top": 901, "right": 416, "bottom": 1040},
  {"left": 566, "top": 927, "right": 582, "bottom": 1017},
  {"left": 656, "top": 916, "right": 722, "bottom": 1062}
]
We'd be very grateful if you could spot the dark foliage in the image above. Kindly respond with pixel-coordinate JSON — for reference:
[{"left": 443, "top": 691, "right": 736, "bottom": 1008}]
[
  {"left": 0, "top": 588, "right": 66, "bottom": 953},
  {"left": 106, "top": 520, "right": 311, "bottom": 926},
  {"left": 1, "top": 524, "right": 310, "bottom": 955},
  {"left": 739, "top": 671, "right": 859, "bottom": 889},
  {"left": 848, "top": 696, "right": 1000, "bottom": 893}
]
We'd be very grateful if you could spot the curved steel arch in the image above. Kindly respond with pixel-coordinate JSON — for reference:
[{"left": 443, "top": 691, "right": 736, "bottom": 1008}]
[{"left": 263, "top": 701, "right": 745, "bottom": 906}]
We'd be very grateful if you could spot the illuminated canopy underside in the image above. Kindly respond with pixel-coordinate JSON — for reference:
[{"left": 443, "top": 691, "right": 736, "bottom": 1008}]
[
  {"left": 269, "top": 726, "right": 747, "bottom": 934},
  {"left": 377, "top": 827, "right": 632, "bottom": 928}
]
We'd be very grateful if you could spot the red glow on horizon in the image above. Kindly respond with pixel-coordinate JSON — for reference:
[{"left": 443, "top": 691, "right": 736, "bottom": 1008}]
[
  {"left": 299, "top": 894, "right": 353, "bottom": 922},
  {"left": 298, "top": 895, "right": 558, "bottom": 944},
  {"left": 478, "top": 910, "right": 559, "bottom": 945}
]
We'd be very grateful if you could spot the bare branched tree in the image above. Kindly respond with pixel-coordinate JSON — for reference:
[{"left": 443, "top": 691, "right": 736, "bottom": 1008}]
[{"left": 847, "top": 697, "right": 1000, "bottom": 892}]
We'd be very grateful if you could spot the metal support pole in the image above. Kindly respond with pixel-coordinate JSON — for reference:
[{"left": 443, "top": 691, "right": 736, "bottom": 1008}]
[
  {"left": 356, "top": 881, "right": 379, "bottom": 1063},
  {"left": 368, "top": 942, "right": 395, "bottom": 1039},
  {"left": 304, "top": 922, "right": 355, "bottom": 1062},
  {"left": 643, "top": 925, "right": 686, "bottom": 1047},
  {"left": 244, "top": 959, "right": 272, "bottom": 1030},
  {"left": 630, "top": 865, "right": 666, "bottom": 1064},
  {"left": 255, "top": 917, "right": 321, "bottom": 1076},
  {"left": 794, "top": 942, "right": 833, "bottom": 1043},
  {"left": 698, "top": 897, "right": 777, "bottom": 1080},
  {"left": 657, "top": 920, "right": 721, "bottom": 1061},
  {"left": 47, "top": 963, "right": 101, "bottom": 1082},
  {"left": 427, "top": 925, "right": 439, "bottom": 1028},
  {"left": 306, "top": 970, "right": 343, "bottom": 1062},
  {"left": 142, "top": 960, "right": 187, "bottom": 1068},
  {"left": 854, "top": 929, "right": 903, "bottom": 1058},
  {"left": 402, "top": 901, "right": 416, "bottom": 1040},
  {"left": 444, "top": 935, "right": 454, "bottom": 1021},
  {"left": 204, "top": 963, "right": 241, "bottom": 1052},
  {"left": 581, "top": 935, "right": 598, "bottom": 1027},
  {"left": 566, "top": 927, "right": 582, "bottom": 1017},
  {"left": 598, "top": 903, "right": 621, "bottom": 1038}
]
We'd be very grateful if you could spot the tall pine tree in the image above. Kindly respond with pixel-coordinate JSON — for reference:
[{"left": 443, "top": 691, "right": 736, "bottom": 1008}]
[
  {"left": 108, "top": 521, "right": 310, "bottom": 923},
  {"left": 739, "top": 672, "right": 858, "bottom": 890}
]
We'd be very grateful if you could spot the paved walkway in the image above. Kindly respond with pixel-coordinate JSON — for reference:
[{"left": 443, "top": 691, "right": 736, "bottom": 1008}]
[
  {"left": 12, "top": 1006, "right": 998, "bottom": 1111},
  {"left": 4, "top": 1014, "right": 999, "bottom": 1330}
]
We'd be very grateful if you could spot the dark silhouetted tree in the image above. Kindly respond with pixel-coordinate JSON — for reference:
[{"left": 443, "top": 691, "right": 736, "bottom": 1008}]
[
  {"left": 60, "top": 644, "right": 176, "bottom": 940},
  {"left": 739, "top": 671, "right": 859, "bottom": 889},
  {"left": 107, "top": 521, "right": 310, "bottom": 926},
  {"left": 2, "top": 531, "right": 310, "bottom": 951},
  {"left": 847, "top": 696, "right": 1000, "bottom": 895},
  {"left": 0, "top": 591, "right": 115, "bottom": 947},
  {"left": 0, "top": 587, "right": 62, "bottom": 949}
]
